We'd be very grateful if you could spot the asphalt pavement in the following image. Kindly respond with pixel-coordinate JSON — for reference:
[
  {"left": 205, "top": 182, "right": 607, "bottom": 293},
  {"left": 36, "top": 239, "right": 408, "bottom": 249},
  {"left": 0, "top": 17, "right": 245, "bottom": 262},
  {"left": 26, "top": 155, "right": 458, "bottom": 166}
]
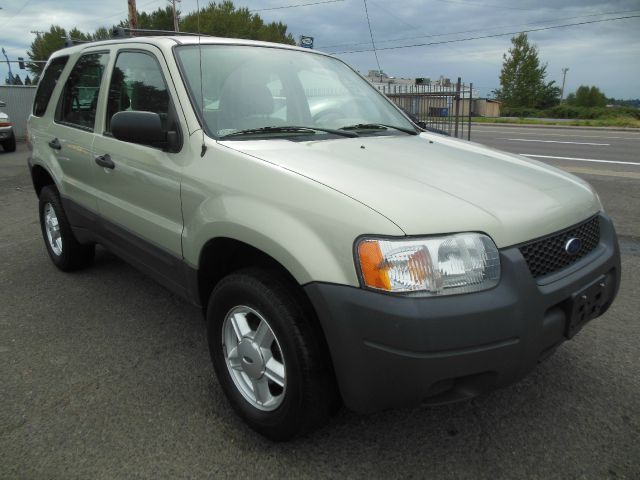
[{"left": 1, "top": 138, "right": 639, "bottom": 479}]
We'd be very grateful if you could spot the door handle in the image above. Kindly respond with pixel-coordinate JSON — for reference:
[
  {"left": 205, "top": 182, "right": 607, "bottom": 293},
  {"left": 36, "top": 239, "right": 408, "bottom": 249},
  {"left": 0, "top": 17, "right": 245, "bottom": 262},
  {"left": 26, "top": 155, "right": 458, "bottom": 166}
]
[
  {"left": 48, "top": 138, "right": 61, "bottom": 150},
  {"left": 95, "top": 154, "right": 115, "bottom": 169}
]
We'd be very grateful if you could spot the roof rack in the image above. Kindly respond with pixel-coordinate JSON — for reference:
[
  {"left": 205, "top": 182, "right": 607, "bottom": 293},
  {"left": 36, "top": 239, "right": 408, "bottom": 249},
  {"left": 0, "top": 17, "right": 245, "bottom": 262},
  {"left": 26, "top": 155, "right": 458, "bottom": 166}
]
[
  {"left": 111, "top": 27, "right": 208, "bottom": 38},
  {"left": 61, "top": 28, "right": 210, "bottom": 49}
]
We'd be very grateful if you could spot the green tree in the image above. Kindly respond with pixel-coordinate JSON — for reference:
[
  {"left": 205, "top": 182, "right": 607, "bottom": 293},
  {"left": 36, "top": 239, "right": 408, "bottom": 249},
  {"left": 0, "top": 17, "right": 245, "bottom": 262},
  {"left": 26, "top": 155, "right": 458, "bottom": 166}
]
[
  {"left": 27, "top": 25, "right": 67, "bottom": 78},
  {"left": 568, "top": 85, "right": 606, "bottom": 108},
  {"left": 13, "top": 75, "right": 24, "bottom": 85},
  {"left": 494, "top": 33, "right": 558, "bottom": 109},
  {"left": 25, "top": 1, "right": 295, "bottom": 79},
  {"left": 180, "top": 1, "right": 295, "bottom": 44},
  {"left": 24, "top": 74, "right": 32, "bottom": 85}
]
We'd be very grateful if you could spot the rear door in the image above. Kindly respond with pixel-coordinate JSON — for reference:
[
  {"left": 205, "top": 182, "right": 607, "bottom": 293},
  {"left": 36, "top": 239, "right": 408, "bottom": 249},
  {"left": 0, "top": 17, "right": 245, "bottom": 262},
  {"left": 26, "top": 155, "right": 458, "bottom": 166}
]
[
  {"left": 91, "top": 45, "right": 186, "bottom": 292},
  {"left": 47, "top": 50, "right": 110, "bottom": 224}
]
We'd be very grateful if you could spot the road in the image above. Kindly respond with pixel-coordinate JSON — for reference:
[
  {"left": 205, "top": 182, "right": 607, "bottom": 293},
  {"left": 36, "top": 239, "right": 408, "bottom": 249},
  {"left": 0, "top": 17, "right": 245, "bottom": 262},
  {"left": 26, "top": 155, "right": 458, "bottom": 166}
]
[
  {"left": 1, "top": 138, "right": 639, "bottom": 479},
  {"left": 471, "top": 124, "right": 640, "bottom": 174}
]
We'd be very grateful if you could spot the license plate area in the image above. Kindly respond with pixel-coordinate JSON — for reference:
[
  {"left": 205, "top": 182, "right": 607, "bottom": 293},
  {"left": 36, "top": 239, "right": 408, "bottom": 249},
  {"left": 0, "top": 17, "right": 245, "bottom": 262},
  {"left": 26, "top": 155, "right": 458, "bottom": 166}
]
[{"left": 565, "top": 275, "right": 611, "bottom": 338}]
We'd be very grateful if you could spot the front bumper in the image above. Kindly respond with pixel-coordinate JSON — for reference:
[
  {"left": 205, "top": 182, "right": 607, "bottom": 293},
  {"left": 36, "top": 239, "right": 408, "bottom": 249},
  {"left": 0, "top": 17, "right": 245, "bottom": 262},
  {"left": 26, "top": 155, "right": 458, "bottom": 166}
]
[{"left": 304, "top": 214, "right": 621, "bottom": 414}]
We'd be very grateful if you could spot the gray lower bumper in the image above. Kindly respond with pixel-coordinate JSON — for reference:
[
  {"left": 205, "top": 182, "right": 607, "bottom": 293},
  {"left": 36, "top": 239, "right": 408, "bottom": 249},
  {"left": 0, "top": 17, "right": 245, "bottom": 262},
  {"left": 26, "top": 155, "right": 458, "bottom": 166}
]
[{"left": 304, "top": 214, "right": 621, "bottom": 414}]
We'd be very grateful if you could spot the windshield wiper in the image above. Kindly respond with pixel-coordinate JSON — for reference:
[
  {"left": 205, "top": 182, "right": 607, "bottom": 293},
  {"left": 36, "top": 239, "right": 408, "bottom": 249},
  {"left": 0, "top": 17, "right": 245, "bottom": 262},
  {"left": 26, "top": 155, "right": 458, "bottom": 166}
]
[
  {"left": 339, "top": 123, "right": 418, "bottom": 135},
  {"left": 219, "top": 125, "right": 359, "bottom": 139}
]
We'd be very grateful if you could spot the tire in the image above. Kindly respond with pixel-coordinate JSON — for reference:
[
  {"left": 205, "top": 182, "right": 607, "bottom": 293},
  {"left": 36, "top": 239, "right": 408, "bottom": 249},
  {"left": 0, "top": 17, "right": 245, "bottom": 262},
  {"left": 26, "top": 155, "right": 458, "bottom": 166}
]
[
  {"left": 38, "top": 185, "right": 94, "bottom": 271},
  {"left": 2, "top": 134, "right": 16, "bottom": 152},
  {"left": 207, "top": 268, "right": 339, "bottom": 441}
]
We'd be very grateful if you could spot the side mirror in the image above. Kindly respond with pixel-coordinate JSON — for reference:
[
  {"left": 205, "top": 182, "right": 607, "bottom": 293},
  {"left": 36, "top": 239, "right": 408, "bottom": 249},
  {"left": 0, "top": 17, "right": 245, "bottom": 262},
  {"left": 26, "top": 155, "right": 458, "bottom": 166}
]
[
  {"left": 0, "top": 100, "right": 6, "bottom": 108},
  {"left": 416, "top": 121, "right": 427, "bottom": 129},
  {"left": 111, "top": 110, "right": 167, "bottom": 147}
]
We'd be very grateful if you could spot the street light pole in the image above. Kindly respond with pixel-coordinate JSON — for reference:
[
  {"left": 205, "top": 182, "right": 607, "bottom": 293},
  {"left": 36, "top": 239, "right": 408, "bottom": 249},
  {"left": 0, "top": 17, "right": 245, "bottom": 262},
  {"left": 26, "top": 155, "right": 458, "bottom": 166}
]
[
  {"left": 560, "top": 67, "right": 569, "bottom": 102},
  {"left": 2, "top": 47, "right": 14, "bottom": 85}
]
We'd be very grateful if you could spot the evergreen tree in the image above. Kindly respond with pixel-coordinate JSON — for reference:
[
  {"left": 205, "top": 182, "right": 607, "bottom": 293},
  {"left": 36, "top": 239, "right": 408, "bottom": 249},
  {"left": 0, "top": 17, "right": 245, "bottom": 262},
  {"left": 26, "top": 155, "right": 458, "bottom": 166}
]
[{"left": 26, "top": 25, "right": 67, "bottom": 78}]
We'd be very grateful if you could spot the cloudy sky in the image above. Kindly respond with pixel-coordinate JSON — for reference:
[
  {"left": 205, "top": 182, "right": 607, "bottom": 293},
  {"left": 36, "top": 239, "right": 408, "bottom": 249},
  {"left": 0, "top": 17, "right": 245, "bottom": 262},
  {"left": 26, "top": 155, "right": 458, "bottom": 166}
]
[{"left": 1, "top": 0, "right": 639, "bottom": 98}]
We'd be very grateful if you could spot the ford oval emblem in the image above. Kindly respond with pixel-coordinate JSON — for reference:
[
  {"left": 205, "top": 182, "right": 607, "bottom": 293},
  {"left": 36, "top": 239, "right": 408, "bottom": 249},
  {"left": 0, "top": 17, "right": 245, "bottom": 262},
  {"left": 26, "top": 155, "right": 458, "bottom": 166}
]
[{"left": 565, "top": 237, "right": 582, "bottom": 256}]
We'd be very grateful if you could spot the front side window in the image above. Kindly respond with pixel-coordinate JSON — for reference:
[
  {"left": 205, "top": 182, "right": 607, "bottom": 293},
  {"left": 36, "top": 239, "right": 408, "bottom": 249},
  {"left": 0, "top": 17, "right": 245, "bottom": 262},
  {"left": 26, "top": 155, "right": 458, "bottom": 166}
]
[
  {"left": 56, "top": 52, "right": 109, "bottom": 130},
  {"left": 105, "top": 51, "right": 170, "bottom": 132},
  {"left": 33, "top": 56, "right": 69, "bottom": 117},
  {"left": 175, "top": 45, "right": 415, "bottom": 139}
]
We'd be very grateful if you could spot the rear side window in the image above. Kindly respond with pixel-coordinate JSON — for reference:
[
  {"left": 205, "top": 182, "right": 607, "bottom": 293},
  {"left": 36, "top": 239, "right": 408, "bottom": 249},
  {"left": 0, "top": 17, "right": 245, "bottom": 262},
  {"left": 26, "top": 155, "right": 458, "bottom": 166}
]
[
  {"left": 105, "top": 51, "right": 170, "bottom": 132},
  {"left": 55, "top": 52, "right": 109, "bottom": 130},
  {"left": 33, "top": 56, "right": 69, "bottom": 117}
]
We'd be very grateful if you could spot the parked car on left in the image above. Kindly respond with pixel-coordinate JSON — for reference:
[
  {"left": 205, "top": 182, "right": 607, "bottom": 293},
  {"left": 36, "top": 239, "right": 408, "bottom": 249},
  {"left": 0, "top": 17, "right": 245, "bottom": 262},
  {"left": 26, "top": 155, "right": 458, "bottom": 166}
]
[{"left": 0, "top": 100, "right": 16, "bottom": 152}]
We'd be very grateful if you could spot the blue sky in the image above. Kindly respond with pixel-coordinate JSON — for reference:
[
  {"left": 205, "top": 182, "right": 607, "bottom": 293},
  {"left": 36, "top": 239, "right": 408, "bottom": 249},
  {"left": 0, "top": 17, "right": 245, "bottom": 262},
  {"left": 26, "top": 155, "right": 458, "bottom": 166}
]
[{"left": 1, "top": 0, "right": 639, "bottom": 98}]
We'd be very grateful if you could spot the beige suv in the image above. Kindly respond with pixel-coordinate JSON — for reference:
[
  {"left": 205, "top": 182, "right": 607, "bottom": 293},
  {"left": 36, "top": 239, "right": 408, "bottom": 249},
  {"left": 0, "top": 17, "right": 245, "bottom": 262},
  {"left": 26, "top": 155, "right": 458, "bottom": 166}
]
[{"left": 28, "top": 33, "right": 621, "bottom": 440}]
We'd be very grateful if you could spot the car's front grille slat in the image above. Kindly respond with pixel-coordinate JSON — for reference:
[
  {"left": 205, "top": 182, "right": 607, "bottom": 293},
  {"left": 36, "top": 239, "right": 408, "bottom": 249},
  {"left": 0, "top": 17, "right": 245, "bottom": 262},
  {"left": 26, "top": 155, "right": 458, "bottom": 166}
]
[{"left": 519, "top": 216, "right": 600, "bottom": 279}]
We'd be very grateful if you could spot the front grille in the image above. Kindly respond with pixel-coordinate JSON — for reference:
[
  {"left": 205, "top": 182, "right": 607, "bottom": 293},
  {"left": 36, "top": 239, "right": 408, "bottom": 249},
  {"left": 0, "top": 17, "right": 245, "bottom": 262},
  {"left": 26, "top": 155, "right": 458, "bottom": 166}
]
[{"left": 519, "top": 216, "right": 600, "bottom": 278}]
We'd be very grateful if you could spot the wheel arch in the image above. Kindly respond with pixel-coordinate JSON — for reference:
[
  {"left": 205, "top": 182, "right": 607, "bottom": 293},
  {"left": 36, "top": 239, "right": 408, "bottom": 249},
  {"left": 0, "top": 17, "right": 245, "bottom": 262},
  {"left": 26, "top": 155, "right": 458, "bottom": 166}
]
[
  {"left": 196, "top": 236, "right": 339, "bottom": 393},
  {"left": 30, "top": 162, "right": 57, "bottom": 197}
]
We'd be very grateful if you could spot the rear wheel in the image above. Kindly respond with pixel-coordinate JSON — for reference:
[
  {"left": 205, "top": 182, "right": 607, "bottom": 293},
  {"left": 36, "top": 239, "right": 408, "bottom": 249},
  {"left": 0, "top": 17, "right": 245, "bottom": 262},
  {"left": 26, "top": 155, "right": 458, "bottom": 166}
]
[
  {"left": 38, "top": 186, "right": 94, "bottom": 271},
  {"left": 207, "top": 268, "right": 338, "bottom": 441}
]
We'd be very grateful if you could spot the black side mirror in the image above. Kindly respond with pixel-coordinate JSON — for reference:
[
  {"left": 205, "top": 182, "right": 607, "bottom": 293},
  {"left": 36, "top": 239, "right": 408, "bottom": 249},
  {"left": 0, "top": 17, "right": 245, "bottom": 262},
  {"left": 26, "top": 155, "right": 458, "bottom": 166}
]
[
  {"left": 111, "top": 110, "right": 166, "bottom": 146},
  {"left": 417, "top": 121, "right": 427, "bottom": 129},
  {"left": 0, "top": 100, "right": 6, "bottom": 108}
]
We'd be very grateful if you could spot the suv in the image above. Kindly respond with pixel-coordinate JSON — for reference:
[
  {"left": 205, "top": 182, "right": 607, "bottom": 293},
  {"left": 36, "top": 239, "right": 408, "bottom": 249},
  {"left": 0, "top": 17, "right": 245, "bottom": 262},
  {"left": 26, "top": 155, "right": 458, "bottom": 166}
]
[
  {"left": 0, "top": 100, "right": 16, "bottom": 152},
  {"left": 27, "top": 35, "right": 620, "bottom": 441}
]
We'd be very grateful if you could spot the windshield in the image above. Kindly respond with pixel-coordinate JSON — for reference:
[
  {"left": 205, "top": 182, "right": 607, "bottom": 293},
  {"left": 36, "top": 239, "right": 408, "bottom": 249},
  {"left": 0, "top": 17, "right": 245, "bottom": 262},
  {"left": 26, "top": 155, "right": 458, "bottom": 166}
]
[{"left": 174, "top": 45, "right": 416, "bottom": 138}]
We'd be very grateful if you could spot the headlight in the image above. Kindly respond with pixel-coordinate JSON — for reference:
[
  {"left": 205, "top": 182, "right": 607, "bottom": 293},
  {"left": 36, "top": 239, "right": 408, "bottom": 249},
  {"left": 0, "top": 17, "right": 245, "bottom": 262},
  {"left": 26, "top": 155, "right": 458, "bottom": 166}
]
[{"left": 356, "top": 233, "right": 500, "bottom": 295}]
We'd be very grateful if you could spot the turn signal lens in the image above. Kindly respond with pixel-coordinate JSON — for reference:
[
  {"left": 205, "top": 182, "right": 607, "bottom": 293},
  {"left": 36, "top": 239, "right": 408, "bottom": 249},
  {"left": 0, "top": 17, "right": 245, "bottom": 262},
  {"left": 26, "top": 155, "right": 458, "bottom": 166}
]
[{"left": 356, "top": 233, "right": 500, "bottom": 296}]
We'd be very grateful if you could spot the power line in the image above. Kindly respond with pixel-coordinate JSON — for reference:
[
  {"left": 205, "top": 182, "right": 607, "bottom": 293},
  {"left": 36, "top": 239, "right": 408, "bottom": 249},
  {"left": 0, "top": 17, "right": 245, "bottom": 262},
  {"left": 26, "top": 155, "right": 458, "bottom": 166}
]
[
  {"left": 332, "top": 14, "right": 640, "bottom": 54},
  {"left": 251, "top": 0, "right": 344, "bottom": 12},
  {"left": 362, "top": 0, "right": 382, "bottom": 81},
  {"left": 431, "top": 0, "right": 535, "bottom": 11},
  {"left": 0, "top": 0, "right": 34, "bottom": 28},
  {"left": 318, "top": 9, "right": 640, "bottom": 50}
]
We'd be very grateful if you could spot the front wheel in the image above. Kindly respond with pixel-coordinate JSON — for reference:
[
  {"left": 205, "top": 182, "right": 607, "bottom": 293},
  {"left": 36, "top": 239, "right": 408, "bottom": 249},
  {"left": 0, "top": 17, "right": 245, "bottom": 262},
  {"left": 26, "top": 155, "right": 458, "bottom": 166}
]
[{"left": 207, "top": 268, "right": 339, "bottom": 441}]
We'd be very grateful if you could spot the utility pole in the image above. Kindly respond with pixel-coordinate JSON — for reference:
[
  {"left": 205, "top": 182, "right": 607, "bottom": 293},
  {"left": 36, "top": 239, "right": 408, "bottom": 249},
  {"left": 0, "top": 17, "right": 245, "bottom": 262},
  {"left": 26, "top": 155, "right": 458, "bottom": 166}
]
[
  {"left": 168, "top": 0, "right": 181, "bottom": 32},
  {"left": 560, "top": 67, "right": 569, "bottom": 102},
  {"left": 128, "top": 0, "right": 138, "bottom": 30}
]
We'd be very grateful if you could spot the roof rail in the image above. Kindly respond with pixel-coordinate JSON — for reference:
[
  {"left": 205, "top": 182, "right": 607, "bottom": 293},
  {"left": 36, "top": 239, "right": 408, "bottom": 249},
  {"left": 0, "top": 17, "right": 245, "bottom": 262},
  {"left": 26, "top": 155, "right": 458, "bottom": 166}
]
[
  {"left": 111, "top": 27, "right": 208, "bottom": 38},
  {"left": 62, "top": 37, "right": 92, "bottom": 48}
]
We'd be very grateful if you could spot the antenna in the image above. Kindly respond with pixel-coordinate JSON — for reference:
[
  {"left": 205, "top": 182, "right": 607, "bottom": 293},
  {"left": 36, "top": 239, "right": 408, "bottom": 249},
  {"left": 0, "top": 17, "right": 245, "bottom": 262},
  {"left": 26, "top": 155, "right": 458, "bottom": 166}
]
[
  {"left": 362, "top": 0, "right": 382, "bottom": 83},
  {"left": 196, "top": 0, "right": 206, "bottom": 157}
]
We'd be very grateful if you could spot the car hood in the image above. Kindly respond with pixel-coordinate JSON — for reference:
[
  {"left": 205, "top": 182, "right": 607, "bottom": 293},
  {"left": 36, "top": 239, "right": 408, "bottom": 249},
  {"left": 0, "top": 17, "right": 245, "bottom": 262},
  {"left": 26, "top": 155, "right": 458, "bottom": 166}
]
[{"left": 219, "top": 132, "right": 601, "bottom": 247}]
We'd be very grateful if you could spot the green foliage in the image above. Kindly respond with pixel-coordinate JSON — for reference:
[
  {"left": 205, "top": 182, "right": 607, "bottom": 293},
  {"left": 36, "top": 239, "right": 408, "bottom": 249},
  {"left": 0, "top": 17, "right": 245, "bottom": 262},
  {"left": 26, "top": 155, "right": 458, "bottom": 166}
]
[
  {"left": 566, "top": 85, "right": 607, "bottom": 108},
  {"left": 495, "top": 33, "right": 559, "bottom": 109},
  {"left": 180, "top": 1, "right": 295, "bottom": 44},
  {"left": 27, "top": 25, "right": 67, "bottom": 78},
  {"left": 26, "top": 1, "right": 295, "bottom": 80}
]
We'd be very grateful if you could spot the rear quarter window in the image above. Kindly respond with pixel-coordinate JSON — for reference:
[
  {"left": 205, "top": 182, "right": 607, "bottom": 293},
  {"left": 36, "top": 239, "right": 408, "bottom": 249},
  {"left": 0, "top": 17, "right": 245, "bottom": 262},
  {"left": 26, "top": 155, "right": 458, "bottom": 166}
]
[{"left": 33, "top": 56, "right": 69, "bottom": 117}]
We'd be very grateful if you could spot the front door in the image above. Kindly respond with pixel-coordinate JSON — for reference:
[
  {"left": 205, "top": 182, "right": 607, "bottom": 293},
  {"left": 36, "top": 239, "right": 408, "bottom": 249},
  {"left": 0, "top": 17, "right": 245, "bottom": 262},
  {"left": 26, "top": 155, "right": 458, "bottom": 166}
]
[{"left": 91, "top": 46, "right": 186, "bottom": 293}]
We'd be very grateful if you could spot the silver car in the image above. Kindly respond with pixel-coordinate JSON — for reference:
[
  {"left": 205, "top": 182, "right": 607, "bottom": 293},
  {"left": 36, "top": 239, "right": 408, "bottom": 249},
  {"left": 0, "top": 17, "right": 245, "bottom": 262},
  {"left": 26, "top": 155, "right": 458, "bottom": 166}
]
[{"left": 0, "top": 100, "right": 16, "bottom": 152}]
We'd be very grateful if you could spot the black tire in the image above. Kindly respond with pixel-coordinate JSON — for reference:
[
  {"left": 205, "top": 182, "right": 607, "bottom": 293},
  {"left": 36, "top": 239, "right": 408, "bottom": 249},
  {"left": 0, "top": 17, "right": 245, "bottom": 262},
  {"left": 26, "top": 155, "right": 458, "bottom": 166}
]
[
  {"left": 2, "top": 134, "right": 16, "bottom": 152},
  {"left": 207, "top": 268, "right": 339, "bottom": 441},
  {"left": 38, "top": 185, "right": 94, "bottom": 271}
]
